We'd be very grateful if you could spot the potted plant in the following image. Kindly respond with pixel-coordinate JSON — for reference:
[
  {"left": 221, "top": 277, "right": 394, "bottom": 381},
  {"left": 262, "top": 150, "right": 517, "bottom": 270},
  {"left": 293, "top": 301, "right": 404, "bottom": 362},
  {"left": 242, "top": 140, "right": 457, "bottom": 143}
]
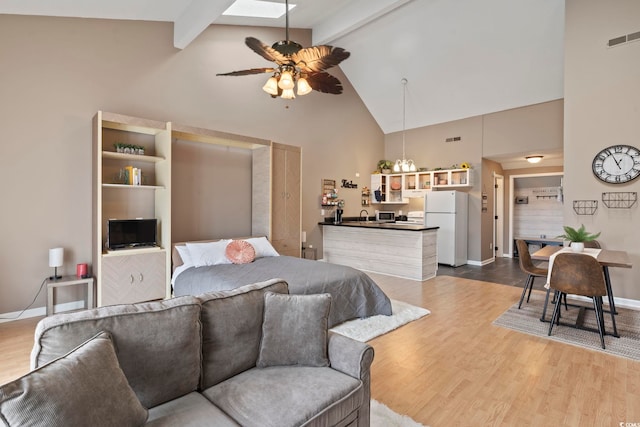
[
  {"left": 557, "top": 224, "right": 601, "bottom": 252},
  {"left": 377, "top": 160, "right": 394, "bottom": 174}
]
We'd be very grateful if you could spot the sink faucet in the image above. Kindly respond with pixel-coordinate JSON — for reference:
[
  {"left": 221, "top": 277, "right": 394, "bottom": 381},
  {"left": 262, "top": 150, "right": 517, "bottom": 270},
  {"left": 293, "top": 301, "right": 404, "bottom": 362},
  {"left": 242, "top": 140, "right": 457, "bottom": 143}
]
[{"left": 359, "top": 209, "right": 369, "bottom": 222}]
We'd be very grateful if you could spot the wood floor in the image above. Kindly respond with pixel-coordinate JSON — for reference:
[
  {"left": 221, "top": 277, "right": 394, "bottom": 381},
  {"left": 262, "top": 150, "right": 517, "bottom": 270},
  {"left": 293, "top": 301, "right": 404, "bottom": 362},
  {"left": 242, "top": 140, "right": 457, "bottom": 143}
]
[{"left": 1, "top": 274, "right": 639, "bottom": 426}]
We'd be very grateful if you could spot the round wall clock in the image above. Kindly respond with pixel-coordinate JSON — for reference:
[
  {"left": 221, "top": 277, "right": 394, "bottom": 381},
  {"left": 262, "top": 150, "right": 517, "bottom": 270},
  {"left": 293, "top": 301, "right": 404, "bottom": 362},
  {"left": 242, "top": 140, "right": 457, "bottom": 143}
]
[{"left": 592, "top": 144, "right": 640, "bottom": 184}]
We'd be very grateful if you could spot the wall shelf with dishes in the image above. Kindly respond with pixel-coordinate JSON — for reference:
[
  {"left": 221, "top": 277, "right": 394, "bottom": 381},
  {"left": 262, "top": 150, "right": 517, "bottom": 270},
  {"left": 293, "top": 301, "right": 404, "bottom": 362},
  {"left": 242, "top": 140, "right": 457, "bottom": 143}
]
[{"left": 371, "top": 167, "right": 472, "bottom": 203}]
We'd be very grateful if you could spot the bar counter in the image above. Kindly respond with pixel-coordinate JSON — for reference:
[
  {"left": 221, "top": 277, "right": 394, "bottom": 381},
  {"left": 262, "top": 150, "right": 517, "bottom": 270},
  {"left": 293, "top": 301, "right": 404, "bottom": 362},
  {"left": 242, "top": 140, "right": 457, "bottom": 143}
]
[{"left": 319, "top": 221, "right": 439, "bottom": 281}]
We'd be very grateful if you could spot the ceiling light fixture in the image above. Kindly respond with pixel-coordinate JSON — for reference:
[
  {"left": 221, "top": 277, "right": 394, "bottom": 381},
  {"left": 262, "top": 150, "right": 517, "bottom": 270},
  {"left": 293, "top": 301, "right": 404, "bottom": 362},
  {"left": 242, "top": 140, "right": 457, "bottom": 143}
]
[
  {"left": 394, "top": 78, "right": 416, "bottom": 173},
  {"left": 216, "top": 0, "right": 350, "bottom": 99},
  {"left": 526, "top": 155, "right": 543, "bottom": 164}
]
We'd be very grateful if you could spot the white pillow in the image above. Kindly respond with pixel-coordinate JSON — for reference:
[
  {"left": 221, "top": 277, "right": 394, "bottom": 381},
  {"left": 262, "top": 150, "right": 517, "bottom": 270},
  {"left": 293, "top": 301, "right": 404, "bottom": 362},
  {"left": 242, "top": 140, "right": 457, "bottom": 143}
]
[
  {"left": 175, "top": 245, "right": 193, "bottom": 266},
  {"left": 245, "top": 237, "right": 279, "bottom": 258},
  {"left": 186, "top": 240, "right": 232, "bottom": 267}
]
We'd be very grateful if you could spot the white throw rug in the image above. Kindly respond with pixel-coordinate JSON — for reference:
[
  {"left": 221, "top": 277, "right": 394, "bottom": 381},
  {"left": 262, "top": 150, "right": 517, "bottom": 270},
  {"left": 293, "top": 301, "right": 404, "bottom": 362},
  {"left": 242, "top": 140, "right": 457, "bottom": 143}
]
[
  {"left": 371, "top": 399, "right": 427, "bottom": 427},
  {"left": 330, "top": 300, "right": 430, "bottom": 342}
]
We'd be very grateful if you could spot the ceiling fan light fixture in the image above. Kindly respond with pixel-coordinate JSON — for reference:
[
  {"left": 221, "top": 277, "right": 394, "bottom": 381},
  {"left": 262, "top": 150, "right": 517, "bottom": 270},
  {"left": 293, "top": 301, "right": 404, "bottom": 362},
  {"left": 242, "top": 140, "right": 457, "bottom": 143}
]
[
  {"left": 297, "top": 77, "right": 312, "bottom": 96},
  {"left": 262, "top": 76, "right": 279, "bottom": 95},
  {"left": 216, "top": 0, "right": 350, "bottom": 100},
  {"left": 526, "top": 155, "right": 543, "bottom": 163}
]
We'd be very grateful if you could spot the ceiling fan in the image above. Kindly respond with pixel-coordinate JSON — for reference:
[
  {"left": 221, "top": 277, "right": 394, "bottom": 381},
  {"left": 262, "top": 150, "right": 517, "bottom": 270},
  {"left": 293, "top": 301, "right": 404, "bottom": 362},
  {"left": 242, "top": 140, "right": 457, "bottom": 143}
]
[{"left": 216, "top": 0, "right": 350, "bottom": 99}]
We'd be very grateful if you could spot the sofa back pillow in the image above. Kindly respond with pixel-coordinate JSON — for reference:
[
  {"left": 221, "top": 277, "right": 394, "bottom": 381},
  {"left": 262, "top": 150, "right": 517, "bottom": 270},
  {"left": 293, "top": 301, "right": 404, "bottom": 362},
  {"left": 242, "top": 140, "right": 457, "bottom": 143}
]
[
  {"left": 1, "top": 331, "right": 148, "bottom": 427},
  {"left": 198, "top": 279, "right": 289, "bottom": 389},
  {"left": 31, "top": 296, "right": 202, "bottom": 409}
]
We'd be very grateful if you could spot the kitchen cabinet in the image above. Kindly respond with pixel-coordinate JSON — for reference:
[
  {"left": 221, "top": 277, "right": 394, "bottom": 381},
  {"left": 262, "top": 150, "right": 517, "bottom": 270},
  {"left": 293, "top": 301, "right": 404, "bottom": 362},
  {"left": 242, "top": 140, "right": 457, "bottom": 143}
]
[
  {"left": 432, "top": 168, "right": 471, "bottom": 189},
  {"left": 371, "top": 168, "right": 472, "bottom": 202},
  {"left": 370, "top": 174, "right": 408, "bottom": 205}
]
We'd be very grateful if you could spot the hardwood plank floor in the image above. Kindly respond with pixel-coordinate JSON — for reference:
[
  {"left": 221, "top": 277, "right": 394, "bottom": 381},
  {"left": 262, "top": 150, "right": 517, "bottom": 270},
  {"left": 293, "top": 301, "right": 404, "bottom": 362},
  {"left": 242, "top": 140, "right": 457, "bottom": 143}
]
[{"left": 1, "top": 274, "right": 639, "bottom": 426}]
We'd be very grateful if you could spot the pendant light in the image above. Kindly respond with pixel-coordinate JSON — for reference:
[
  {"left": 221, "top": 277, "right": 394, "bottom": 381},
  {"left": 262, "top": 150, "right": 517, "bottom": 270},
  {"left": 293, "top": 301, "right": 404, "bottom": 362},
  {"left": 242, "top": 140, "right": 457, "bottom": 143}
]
[{"left": 393, "top": 78, "right": 416, "bottom": 173}]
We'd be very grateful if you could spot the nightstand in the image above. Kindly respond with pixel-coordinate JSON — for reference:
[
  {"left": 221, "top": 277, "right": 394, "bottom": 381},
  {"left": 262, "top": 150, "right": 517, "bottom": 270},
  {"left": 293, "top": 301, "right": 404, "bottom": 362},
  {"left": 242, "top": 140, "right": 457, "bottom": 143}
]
[
  {"left": 302, "top": 247, "right": 317, "bottom": 260},
  {"left": 46, "top": 275, "right": 95, "bottom": 316}
]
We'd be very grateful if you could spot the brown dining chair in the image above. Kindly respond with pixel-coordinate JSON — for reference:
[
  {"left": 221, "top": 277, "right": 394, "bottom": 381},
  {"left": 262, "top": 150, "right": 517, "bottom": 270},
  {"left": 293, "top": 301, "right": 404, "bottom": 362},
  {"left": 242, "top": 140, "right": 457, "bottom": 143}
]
[
  {"left": 516, "top": 240, "right": 549, "bottom": 309},
  {"left": 547, "top": 253, "right": 608, "bottom": 349},
  {"left": 582, "top": 240, "right": 601, "bottom": 249}
]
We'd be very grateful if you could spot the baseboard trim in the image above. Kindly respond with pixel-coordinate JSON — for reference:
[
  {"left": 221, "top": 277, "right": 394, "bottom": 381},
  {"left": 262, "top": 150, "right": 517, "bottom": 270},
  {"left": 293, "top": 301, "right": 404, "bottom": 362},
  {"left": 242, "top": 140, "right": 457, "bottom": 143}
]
[
  {"left": 0, "top": 300, "right": 86, "bottom": 323},
  {"left": 567, "top": 294, "right": 640, "bottom": 311},
  {"left": 467, "top": 258, "right": 495, "bottom": 266}
]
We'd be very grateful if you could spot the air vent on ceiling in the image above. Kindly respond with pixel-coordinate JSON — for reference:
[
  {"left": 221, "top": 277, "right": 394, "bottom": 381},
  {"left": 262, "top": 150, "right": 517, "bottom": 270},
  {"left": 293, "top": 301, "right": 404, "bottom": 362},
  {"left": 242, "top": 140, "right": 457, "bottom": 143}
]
[
  {"left": 607, "top": 30, "right": 640, "bottom": 47},
  {"left": 445, "top": 136, "right": 462, "bottom": 142}
]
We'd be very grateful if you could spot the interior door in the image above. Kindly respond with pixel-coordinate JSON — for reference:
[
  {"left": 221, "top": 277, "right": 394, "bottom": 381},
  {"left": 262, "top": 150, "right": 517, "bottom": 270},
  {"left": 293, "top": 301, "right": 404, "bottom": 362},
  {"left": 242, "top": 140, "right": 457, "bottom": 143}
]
[{"left": 494, "top": 174, "right": 504, "bottom": 258}]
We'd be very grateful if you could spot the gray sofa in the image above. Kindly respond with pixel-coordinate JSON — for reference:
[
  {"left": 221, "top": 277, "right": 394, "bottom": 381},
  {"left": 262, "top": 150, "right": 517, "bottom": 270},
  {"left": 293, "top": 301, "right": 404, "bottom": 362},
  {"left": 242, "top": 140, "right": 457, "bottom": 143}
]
[{"left": 0, "top": 279, "right": 374, "bottom": 427}]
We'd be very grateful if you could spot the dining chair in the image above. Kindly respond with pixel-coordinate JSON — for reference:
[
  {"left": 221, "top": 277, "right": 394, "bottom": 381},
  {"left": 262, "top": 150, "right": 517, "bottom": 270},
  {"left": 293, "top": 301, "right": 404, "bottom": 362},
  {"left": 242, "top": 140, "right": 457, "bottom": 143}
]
[
  {"left": 516, "top": 240, "right": 549, "bottom": 309},
  {"left": 547, "top": 253, "right": 608, "bottom": 349},
  {"left": 582, "top": 240, "right": 601, "bottom": 249}
]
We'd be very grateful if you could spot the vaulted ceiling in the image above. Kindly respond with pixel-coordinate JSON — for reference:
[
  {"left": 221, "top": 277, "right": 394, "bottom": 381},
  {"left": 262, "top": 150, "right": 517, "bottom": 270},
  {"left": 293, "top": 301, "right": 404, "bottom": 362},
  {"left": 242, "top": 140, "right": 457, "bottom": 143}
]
[{"left": 1, "top": 0, "right": 565, "bottom": 139}]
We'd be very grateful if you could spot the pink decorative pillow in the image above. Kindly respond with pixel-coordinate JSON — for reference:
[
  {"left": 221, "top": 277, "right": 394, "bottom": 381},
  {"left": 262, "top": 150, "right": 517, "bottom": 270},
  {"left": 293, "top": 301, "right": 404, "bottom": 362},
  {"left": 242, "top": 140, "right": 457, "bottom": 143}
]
[{"left": 225, "top": 240, "right": 256, "bottom": 264}]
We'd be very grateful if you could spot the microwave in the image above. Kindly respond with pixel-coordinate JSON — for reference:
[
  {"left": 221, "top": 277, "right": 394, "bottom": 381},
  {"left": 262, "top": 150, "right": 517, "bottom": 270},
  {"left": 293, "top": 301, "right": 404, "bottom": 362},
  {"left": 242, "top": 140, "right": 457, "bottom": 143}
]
[{"left": 376, "top": 211, "right": 396, "bottom": 222}]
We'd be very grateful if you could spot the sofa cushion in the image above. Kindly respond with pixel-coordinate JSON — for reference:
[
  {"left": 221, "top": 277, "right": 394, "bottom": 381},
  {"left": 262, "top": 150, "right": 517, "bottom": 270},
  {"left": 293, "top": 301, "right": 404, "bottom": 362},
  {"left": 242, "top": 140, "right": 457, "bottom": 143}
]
[
  {"left": 146, "top": 392, "right": 240, "bottom": 427},
  {"left": 257, "top": 292, "right": 331, "bottom": 368},
  {"left": 197, "top": 279, "right": 289, "bottom": 389},
  {"left": 203, "top": 366, "right": 363, "bottom": 427},
  {"left": 0, "top": 331, "right": 148, "bottom": 427},
  {"left": 31, "top": 296, "right": 202, "bottom": 409}
]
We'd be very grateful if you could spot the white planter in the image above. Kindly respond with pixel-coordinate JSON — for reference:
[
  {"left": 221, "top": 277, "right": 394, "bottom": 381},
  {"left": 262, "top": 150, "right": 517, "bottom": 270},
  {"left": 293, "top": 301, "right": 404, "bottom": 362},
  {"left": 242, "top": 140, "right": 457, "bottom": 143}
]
[{"left": 571, "top": 242, "right": 584, "bottom": 252}]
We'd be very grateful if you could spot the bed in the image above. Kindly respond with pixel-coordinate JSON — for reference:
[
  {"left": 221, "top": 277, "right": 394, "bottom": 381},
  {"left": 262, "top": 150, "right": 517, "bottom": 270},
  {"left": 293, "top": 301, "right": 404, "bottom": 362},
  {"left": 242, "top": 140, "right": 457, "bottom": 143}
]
[{"left": 171, "top": 238, "right": 392, "bottom": 327}]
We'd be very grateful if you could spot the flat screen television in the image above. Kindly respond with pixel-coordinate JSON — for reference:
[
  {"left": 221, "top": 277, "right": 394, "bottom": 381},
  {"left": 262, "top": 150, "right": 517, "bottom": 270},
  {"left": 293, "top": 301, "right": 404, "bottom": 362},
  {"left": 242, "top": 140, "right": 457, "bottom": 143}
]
[{"left": 107, "top": 218, "right": 157, "bottom": 250}]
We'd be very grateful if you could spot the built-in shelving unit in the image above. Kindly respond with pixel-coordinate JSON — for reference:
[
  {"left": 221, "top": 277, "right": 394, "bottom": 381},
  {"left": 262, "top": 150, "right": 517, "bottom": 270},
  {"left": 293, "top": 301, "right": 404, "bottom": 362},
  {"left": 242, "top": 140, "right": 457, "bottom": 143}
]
[{"left": 92, "top": 111, "right": 171, "bottom": 307}]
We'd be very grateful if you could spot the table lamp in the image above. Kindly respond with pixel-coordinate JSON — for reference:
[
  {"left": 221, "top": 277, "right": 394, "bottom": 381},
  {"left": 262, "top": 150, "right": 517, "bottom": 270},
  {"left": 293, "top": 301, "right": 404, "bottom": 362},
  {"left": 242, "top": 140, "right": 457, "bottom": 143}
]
[{"left": 49, "top": 247, "right": 63, "bottom": 280}]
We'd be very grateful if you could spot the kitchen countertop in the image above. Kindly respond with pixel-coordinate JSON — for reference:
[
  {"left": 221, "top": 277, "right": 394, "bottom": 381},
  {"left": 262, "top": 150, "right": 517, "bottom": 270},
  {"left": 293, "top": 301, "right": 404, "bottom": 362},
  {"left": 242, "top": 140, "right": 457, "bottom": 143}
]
[{"left": 318, "top": 221, "right": 438, "bottom": 231}]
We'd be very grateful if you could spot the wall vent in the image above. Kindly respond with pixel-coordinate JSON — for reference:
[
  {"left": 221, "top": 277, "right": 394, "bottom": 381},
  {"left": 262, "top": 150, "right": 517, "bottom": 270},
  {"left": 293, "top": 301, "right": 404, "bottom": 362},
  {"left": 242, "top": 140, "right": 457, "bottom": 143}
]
[
  {"left": 607, "top": 30, "right": 640, "bottom": 48},
  {"left": 445, "top": 136, "right": 462, "bottom": 142}
]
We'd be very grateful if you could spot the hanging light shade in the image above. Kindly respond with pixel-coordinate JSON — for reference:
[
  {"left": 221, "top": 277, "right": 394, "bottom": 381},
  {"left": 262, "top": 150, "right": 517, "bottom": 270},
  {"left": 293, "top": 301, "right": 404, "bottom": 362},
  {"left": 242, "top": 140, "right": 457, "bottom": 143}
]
[
  {"left": 394, "top": 78, "right": 416, "bottom": 173},
  {"left": 281, "top": 88, "right": 295, "bottom": 99},
  {"left": 262, "top": 76, "right": 279, "bottom": 96},
  {"left": 297, "top": 77, "right": 312, "bottom": 96},
  {"left": 278, "top": 69, "right": 295, "bottom": 90}
]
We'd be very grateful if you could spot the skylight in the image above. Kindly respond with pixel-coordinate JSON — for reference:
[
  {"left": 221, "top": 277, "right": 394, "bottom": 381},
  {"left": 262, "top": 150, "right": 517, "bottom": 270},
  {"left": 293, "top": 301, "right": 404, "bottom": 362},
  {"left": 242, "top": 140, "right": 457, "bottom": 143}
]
[{"left": 222, "top": 0, "right": 296, "bottom": 19}]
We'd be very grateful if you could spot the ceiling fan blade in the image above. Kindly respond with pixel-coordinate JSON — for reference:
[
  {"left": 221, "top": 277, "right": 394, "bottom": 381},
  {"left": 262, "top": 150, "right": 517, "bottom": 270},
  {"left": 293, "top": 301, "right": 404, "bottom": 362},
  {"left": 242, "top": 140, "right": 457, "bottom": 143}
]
[
  {"left": 245, "top": 37, "right": 290, "bottom": 65},
  {"left": 216, "top": 68, "right": 275, "bottom": 76},
  {"left": 306, "top": 72, "right": 344, "bottom": 95},
  {"left": 292, "top": 45, "right": 350, "bottom": 73}
]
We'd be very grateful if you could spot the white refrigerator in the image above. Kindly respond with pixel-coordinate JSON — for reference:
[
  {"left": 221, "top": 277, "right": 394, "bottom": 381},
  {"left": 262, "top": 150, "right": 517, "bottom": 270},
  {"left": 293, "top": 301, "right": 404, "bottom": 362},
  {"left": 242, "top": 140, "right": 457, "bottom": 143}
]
[{"left": 424, "top": 191, "right": 468, "bottom": 267}]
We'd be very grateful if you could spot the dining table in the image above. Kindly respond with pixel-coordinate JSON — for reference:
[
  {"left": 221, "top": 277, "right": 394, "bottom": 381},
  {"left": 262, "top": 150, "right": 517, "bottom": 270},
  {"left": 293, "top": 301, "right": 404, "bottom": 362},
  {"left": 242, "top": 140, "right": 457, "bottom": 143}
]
[{"left": 531, "top": 245, "right": 632, "bottom": 337}]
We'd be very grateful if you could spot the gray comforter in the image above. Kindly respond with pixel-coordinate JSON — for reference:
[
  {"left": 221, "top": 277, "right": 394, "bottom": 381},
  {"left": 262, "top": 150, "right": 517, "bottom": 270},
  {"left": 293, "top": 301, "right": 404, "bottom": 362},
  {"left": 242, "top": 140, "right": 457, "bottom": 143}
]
[{"left": 173, "top": 256, "right": 392, "bottom": 327}]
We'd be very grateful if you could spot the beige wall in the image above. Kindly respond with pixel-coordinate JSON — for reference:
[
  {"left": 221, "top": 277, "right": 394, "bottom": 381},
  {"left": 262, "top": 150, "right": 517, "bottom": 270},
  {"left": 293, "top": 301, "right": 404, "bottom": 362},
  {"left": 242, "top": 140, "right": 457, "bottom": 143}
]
[
  {"left": 0, "top": 16, "right": 384, "bottom": 315},
  {"left": 564, "top": 0, "right": 640, "bottom": 300}
]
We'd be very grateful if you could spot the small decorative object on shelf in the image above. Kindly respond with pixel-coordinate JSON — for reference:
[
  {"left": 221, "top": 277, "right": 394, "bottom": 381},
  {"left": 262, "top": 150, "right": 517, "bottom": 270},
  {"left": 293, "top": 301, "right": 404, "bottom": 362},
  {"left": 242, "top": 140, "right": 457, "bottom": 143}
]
[
  {"left": 361, "top": 187, "right": 370, "bottom": 206},
  {"left": 602, "top": 192, "right": 637, "bottom": 209},
  {"left": 572, "top": 200, "right": 598, "bottom": 215},
  {"left": 377, "top": 160, "right": 393, "bottom": 174},
  {"left": 460, "top": 162, "right": 471, "bottom": 169},
  {"left": 114, "top": 143, "right": 145, "bottom": 155}
]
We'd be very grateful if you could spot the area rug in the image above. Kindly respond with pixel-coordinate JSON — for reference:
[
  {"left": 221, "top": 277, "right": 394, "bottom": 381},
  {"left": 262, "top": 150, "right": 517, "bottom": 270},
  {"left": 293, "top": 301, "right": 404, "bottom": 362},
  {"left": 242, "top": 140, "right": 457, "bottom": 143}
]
[
  {"left": 493, "top": 297, "right": 640, "bottom": 361},
  {"left": 371, "top": 399, "right": 427, "bottom": 427},
  {"left": 330, "top": 300, "right": 430, "bottom": 342}
]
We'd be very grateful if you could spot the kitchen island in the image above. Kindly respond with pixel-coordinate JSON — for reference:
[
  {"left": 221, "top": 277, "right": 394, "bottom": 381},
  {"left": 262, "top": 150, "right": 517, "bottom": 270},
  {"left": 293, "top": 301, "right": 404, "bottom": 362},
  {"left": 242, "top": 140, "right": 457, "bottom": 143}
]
[{"left": 319, "top": 221, "right": 439, "bottom": 281}]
